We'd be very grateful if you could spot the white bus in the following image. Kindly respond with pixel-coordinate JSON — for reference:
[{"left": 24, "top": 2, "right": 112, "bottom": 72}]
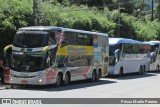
[
  {"left": 4, "top": 26, "right": 109, "bottom": 87},
  {"left": 109, "top": 38, "right": 151, "bottom": 76},
  {"left": 145, "top": 41, "right": 160, "bottom": 72}
]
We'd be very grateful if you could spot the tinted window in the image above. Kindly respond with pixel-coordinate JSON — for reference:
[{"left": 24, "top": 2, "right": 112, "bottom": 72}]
[
  {"left": 12, "top": 51, "right": 44, "bottom": 72},
  {"left": 63, "top": 32, "right": 93, "bottom": 46},
  {"left": 76, "top": 33, "right": 93, "bottom": 46},
  {"left": 13, "top": 31, "right": 49, "bottom": 48},
  {"left": 63, "top": 32, "right": 77, "bottom": 45},
  {"left": 123, "top": 43, "right": 150, "bottom": 54},
  {"left": 48, "top": 31, "right": 57, "bottom": 45}
]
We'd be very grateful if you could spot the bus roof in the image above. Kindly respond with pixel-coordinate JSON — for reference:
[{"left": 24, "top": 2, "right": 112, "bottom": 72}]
[
  {"left": 144, "top": 41, "right": 160, "bottom": 45},
  {"left": 109, "top": 38, "right": 143, "bottom": 45},
  {"left": 18, "top": 26, "right": 108, "bottom": 37},
  {"left": 19, "top": 26, "right": 61, "bottom": 31}
]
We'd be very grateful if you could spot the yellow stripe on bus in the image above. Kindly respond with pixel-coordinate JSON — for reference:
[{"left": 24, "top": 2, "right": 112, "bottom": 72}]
[
  {"left": 42, "top": 46, "right": 48, "bottom": 53},
  {"left": 57, "top": 45, "right": 93, "bottom": 56}
]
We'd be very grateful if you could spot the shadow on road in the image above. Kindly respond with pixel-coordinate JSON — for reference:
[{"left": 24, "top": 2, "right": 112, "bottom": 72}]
[
  {"left": 106, "top": 72, "right": 158, "bottom": 80},
  {"left": 13, "top": 79, "right": 117, "bottom": 91},
  {"left": 146, "top": 71, "right": 160, "bottom": 74}
]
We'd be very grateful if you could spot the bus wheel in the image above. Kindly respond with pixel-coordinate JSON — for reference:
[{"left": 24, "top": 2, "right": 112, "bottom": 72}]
[
  {"left": 91, "top": 71, "right": 97, "bottom": 82},
  {"left": 63, "top": 72, "right": 70, "bottom": 86},
  {"left": 119, "top": 68, "right": 123, "bottom": 77},
  {"left": 143, "top": 65, "right": 146, "bottom": 73},
  {"left": 156, "top": 65, "right": 159, "bottom": 72},
  {"left": 142, "top": 65, "right": 145, "bottom": 74},
  {"left": 56, "top": 73, "right": 62, "bottom": 87},
  {"left": 11, "top": 84, "right": 15, "bottom": 89},
  {"left": 97, "top": 70, "right": 101, "bottom": 80},
  {"left": 11, "top": 84, "right": 18, "bottom": 89},
  {"left": 139, "top": 66, "right": 143, "bottom": 75}
]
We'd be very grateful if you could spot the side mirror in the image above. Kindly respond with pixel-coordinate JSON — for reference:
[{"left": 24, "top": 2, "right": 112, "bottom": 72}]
[{"left": 114, "top": 49, "right": 120, "bottom": 62}]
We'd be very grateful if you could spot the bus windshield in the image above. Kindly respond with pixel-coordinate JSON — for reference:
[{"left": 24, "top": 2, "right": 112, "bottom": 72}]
[
  {"left": 12, "top": 51, "right": 44, "bottom": 72},
  {"left": 151, "top": 45, "right": 159, "bottom": 52},
  {"left": 109, "top": 44, "right": 121, "bottom": 65},
  {"left": 13, "top": 31, "right": 49, "bottom": 48},
  {"left": 109, "top": 45, "right": 116, "bottom": 56}
]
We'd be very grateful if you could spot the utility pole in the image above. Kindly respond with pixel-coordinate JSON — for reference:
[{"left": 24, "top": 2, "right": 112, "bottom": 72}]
[
  {"left": 118, "top": 0, "right": 121, "bottom": 37},
  {"left": 151, "top": 0, "right": 154, "bottom": 21},
  {"left": 33, "top": 0, "right": 39, "bottom": 25}
]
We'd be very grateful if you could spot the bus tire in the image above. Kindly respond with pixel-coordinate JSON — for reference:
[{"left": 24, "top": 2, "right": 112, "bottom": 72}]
[
  {"left": 63, "top": 72, "right": 70, "bottom": 86},
  {"left": 91, "top": 70, "right": 97, "bottom": 82},
  {"left": 11, "top": 84, "right": 15, "bottom": 89},
  {"left": 119, "top": 67, "right": 123, "bottom": 77},
  {"left": 55, "top": 73, "right": 63, "bottom": 87},
  {"left": 142, "top": 65, "right": 145, "bottom": 74},
  {"left": 139, "top": 66, "right": 143, "bottom": 75},
  {"left": 156, "top": 65, "right": 159, "bottom": 72},
  {"left": 11, "top": 84, "right": 19, "bottom": 89},
  {"left": 144, "top": 65, "right": 146, "bottom": 72},
  {"left": 97, "top": 70, "right": 101, "bottom": 80}
]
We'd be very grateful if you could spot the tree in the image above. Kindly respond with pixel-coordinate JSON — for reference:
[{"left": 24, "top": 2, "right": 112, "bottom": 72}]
[
  {"left": 155, "top": 0, "right": 160, "bottom": 21},
  {"left": 57, "top": 0, "right": 63, "bottom": 3},
  {"left": 87, "top": 0, "right": 105, "bottom": 10},
  {"left": 0, "top": 0, "right": 32, "bottom": 58},
  {"left": 119, "top": 0, "right": 134, "bottom": 14}
]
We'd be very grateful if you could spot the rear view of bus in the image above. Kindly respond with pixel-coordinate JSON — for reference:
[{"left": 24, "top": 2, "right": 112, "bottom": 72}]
[
  {"left": 109, "top": 38, "right": 151, "bottom": 76},
  {"left": 4, "top": 26, "right": 109, "bottom": 87}
]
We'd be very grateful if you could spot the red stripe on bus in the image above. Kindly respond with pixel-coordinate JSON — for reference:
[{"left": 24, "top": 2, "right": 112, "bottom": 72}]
[
  {"left": 46, "top": 69, "right": 57, "bottom": 81},
  {"left": 82, "top": 66, "right": 91, "bottom": 78}
]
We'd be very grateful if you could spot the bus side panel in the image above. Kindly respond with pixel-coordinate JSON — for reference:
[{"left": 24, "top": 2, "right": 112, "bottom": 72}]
[{"left": 57, "top": 45, "right": 94, "bottom": 81}]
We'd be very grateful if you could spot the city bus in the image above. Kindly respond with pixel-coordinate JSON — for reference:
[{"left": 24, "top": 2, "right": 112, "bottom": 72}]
[
  {"left": 109, "top": 38, "right": 151, "bottom": 76},
  {"left": 4, "top": 26, "right": 109, "bottom": 87},
  {"left": 145, "top": 41, "right": 160, "bottom": 72}
]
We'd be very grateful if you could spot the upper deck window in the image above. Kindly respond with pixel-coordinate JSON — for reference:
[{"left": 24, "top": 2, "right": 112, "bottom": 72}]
[{"left": 13, "top": 30, "right": 49, "bottom": 48}]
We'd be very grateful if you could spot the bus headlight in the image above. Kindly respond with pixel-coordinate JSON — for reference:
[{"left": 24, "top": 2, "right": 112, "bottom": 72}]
[{"left": 38, "top": 79, "right": 43, "bottom": 83}]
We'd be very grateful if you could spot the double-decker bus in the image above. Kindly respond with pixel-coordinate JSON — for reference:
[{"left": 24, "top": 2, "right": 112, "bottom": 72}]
[
  {"left": 109, "top": 38, "right": 151, "bottom": 76},
  {"left": 145, "top": 41, "right": 160, "bottom": 72},
  {"left": 4, "top": 26, "right": 109, "bottom": 87}
]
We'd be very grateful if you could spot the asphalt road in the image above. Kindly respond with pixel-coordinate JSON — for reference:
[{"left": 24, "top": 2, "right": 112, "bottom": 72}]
[{"left": 0, "top": 72, "right": 160, "bottom": 107}]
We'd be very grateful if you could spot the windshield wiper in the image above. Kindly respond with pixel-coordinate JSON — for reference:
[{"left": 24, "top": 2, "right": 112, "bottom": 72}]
[{"left": 13, "top": 42, "right": 27, "bottom": 47}]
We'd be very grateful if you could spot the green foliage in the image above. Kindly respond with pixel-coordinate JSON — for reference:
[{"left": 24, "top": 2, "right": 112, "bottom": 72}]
[
  {"left": 155, "top": 2, "right": 160, "bottom": 21},
  {"left": 0, "top": 0, "right": 160, "bottom": 59},
  {"left": 38, "top": 3, "right": 116, "bottom": 35},
  {"left": 120, "top": 13, "right": 159, "bottom": 41},
  {"left": 0, "top": 0, "right": 32, "bottom": 58}
]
